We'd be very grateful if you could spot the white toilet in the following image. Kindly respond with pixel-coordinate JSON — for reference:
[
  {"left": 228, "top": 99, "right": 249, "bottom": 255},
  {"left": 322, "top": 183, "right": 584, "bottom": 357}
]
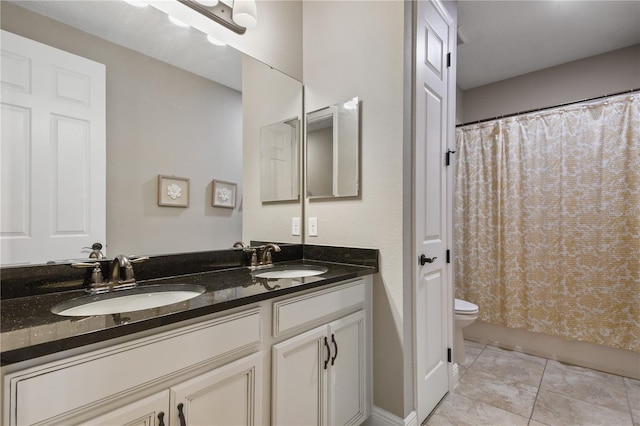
[{"left": 454, "top": 298, "right": 479, "bottom": 365}]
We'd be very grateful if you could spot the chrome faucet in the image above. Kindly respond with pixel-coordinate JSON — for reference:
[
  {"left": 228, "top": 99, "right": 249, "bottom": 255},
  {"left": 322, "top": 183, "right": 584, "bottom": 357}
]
[
  {"left": 260, "top": 243, "right": 281, "bottom": 266},
  {"left": 232, "top": 241, "right": 247, "bottom": 249},
  {"left": 110, "top": 255, "right": 134, "bottom": 285},
  {"left": 73, "top": 254, "right": 148, "bottom": 293},
  {"left": 108, "top": 255, "right": 149, "bottom": 291}
]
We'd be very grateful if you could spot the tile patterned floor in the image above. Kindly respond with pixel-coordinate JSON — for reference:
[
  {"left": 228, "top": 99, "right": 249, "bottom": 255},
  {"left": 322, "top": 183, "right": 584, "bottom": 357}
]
[{"left": 425, "top": 340, "right": 639, "bottom": 426}]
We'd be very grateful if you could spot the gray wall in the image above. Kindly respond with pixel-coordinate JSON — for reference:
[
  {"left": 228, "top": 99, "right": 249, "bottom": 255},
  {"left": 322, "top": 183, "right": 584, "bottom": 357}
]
[
  {"left": 461, "top": 44, "right": 640, "bottom": 123},
  {"left": 2, "top": 3, "right": 243, "bottom": 256}
]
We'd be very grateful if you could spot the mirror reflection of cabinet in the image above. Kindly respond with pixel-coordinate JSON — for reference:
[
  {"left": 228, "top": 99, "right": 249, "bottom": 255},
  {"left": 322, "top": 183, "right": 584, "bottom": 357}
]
[
  {"left": 306, "top": 97, "right": 360, "bottom": 199},
  {"left": 260, "top": 118, "right": 300, "bottom": 202}
]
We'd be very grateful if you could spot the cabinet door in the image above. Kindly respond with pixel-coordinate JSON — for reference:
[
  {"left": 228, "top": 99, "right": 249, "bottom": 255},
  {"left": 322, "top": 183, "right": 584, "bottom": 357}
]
[
  {"left": 272, "top": 326, "right": 327, "bottom": 426},
  {"left": 327, "top": 310, "right": 367, "bottom": 426},
  {"left": 170, "top": 352, "right": 262, "bottom": 426},
  {"left": 80, "top": 391, "right": 170, "bottom": 426}
]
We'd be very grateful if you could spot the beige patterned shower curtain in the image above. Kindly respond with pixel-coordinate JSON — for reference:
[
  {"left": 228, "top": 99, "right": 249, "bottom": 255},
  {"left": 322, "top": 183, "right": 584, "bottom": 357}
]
[{"left": 454, "top": 93, "right": 639, "bottom": 352}]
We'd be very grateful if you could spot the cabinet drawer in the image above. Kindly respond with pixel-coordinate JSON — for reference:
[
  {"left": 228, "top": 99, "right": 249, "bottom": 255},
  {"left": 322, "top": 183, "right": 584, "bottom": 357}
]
[
  {"left": 5, "top": 308, "right": 261, "bottom": 426},
  {"left": 273, "top": 280, "right": 365, "bottom": 337}
]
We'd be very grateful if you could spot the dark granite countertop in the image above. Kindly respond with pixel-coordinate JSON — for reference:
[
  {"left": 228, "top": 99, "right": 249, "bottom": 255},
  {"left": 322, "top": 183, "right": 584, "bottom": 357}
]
[{"left": 1, "top": 245, "right": 378, "bottom": 366}]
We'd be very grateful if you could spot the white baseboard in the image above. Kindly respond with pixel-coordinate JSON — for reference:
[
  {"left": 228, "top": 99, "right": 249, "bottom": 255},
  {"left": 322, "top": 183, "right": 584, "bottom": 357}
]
[{"left": 366, "top": 406, "right": 418, "bottom": 426}]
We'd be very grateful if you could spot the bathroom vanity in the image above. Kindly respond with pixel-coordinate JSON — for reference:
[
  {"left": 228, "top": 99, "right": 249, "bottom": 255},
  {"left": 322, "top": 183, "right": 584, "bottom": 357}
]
[{"left": 1, "top": 245, "right": 377, "bottom": 426}]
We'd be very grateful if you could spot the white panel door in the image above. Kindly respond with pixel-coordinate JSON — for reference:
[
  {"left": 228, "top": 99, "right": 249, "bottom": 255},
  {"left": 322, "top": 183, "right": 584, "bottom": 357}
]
[
  {"left": 414, "top": 1, "right": 454, "bottom": 422},
  {"left": 171, "top": 352, "right": 263, "bottom": 426},
  {"left": 272, "top": 326, "right": 327, "bottom": 426},
  {"left": 0, "top": 30, "right": 105, "bottom": 265}
]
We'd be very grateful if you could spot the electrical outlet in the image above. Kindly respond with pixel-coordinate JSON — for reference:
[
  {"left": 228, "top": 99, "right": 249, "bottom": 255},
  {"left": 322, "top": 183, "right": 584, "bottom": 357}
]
[
  {"left": 308, "top": 217, "right": 318, "bottom": 237},
  {"left": 291, "top": 217, "right": 300, "bottom": 236}
]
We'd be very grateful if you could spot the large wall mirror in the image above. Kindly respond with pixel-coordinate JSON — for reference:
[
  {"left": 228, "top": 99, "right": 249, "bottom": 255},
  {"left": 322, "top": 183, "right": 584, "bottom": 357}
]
[
  {"left": 306, "top": 97, "right": 360, "bottom": 199},
  {"left": 0, "top": 1, "right": 303, "bottom": 266}
]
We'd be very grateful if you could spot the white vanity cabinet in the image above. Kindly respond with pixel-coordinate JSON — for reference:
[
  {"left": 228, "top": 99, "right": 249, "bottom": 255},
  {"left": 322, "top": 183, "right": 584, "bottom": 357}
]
[
  {"left": 3, "top": 275, "right": 373, "bottom": 426},
  {"left": 3, "top": 309, "right": 262, "bottom": 426},
  {"left": 81, "top": 390, "right": 170, "bottom": 426},
  {"left": 79, "top": 353, "right": 262, "bottom": 426},
  {"left": 271, "top": 279, "right": 371, "bottom": 426},
  {"left": 83, "top": 352, "right": 262, "bottom": 426},
  {"left": 169, "top": 352, "right": 262, "bottom": 426}
]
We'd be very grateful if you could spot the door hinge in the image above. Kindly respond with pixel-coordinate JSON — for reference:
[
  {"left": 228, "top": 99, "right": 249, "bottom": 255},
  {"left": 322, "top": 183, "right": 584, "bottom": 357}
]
[
  {"left": 447, "top": 348, "right": 452, "bottom": 363},
  {"left": 445, "top": 149, "right": 456, "bottom": 166},
  {"left": 446, "top": 249, "right": 451, "bottom": 264},
  {"left": 446, "top": 52, "right": 451, "bottom": 68}
]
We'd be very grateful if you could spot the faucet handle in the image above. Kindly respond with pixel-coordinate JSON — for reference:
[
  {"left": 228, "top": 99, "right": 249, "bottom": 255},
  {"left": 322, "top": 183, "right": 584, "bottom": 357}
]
[
  {"left": 71, "top": 261, "right": 104, "bottom": 289},
  {"left": 71, "top": 261, "right": 102, "bottom": 269},
  {"left": 129, "top": 256, "right": 149, "bottom": 264},
  {"left": 251, "top": 249, "right": 258, "bottom": 267}
]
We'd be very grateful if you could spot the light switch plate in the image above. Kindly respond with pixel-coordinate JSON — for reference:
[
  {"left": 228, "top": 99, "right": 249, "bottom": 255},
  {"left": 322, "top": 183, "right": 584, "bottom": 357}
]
[
  {"left": 308, "top": 217, "right": 318, "bottom": 237},
  {"left": 291, "top": 217, "right": 300, "bottom": 236}
]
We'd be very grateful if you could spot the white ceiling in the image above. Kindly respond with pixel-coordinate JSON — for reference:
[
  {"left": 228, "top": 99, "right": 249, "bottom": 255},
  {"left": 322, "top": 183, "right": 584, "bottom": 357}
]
[
  {"left": 9, "top": 1, "right": 640, "bottom": 93},
  {"left": 457, "top": 0, "right": 640, "bottom": 90}
]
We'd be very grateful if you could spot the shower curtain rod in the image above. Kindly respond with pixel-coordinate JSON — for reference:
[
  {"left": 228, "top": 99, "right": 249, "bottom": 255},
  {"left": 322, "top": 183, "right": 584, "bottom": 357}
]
[{"left": 456, "top": 87, "right": 640, "bottom": 128}]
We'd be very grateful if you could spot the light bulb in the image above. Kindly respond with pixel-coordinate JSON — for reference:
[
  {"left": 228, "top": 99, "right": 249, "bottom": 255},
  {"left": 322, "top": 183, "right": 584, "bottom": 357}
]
[
  {"left": 207, "top": 35, "right": 226, "bottom": 46},
  {"left": 232, "top": 0, "right": 257, "bottom": 28},
  {"left": 168, "top": 15, "right": 190, "bottom": 28},
  {"left": 343, "top": 99, "right": 358, "bottom": 110},
  {"left": 123, "top": 0, "right": 148, "bottom": 7},
  {"left": 195, "top": 0, "right": 219, "bottom": 6}
]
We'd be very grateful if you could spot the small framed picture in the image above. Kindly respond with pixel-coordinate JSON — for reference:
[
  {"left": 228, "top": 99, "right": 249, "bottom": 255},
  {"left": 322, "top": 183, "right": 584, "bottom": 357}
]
[
  {"left": 212, "top": 180, "right": 237, "bottom": 208},
  {"left": 158, "top": 175, "right": 190, "bottom": 207}
]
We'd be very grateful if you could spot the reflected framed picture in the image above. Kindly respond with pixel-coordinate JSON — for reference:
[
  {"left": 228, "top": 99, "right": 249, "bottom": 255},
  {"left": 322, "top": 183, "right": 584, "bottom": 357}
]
[
  {"left": 212, "top": 180, "right": 237, "bottom": 208},
  {"left": 158, "top": 175, "right": 190, "bottom": 207}
]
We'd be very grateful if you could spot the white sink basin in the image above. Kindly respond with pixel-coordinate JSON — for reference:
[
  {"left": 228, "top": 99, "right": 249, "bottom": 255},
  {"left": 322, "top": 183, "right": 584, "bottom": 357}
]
[
  {"left": 252, "top": 265, "right": 328, "bottom": 279},
  {"left": 51, "top": 284, "right": 205, "bottom": 317}
]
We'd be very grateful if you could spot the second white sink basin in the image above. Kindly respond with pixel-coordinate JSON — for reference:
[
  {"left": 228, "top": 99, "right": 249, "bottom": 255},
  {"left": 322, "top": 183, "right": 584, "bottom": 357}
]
[
  {"left": 252, "top": 265, "right": 328, "bottom": 279},
  {"left": 51, "top": 284, "right": 205, "bottom": 317}
]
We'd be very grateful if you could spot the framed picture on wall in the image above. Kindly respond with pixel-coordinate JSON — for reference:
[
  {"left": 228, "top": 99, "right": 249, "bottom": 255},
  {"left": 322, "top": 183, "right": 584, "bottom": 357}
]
[
  {"left": 158, "top": 175, "right": 190, "bottom": 207},
  {"left": 212, "top": 180, "right": 237, "bottom": 208}
]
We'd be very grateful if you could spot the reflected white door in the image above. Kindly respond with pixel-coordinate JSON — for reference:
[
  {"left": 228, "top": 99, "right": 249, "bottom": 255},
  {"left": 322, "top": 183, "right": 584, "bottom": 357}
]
[
  {"left": 414, "top": 1, "right": 455, "bottom": 422},
  {"left": 0, "top": 30, "right": 105, "bottom": 265},
  {"left": 261, "top": 121, "right": 297, "bottom": 201}
]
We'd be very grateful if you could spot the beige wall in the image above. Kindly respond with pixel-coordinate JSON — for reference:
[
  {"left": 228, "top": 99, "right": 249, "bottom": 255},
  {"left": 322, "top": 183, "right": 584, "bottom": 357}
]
[
  {"left": 303, "top": 0, "right": 407, "bottom": 417},
  {"left": 2, "top": 3, "right": 243, "bottom": 256},
  {"left": 461, "top": 44, "right": 640, "bottom": 123}
]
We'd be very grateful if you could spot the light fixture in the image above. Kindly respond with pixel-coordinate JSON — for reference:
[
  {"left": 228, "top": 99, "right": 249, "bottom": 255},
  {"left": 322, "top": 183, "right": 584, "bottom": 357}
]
[
  {"left": 207, "top": 34, "right": 226, "bottom": 46},
  {"left": 176, "top": 0, "right": 257, "bottom": 35},
  {"left": 168, "top": 15, "right": 191, "bottom": 28},
  {"left": 232, "top": 0, "right": 257, "bottom": 28}
]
